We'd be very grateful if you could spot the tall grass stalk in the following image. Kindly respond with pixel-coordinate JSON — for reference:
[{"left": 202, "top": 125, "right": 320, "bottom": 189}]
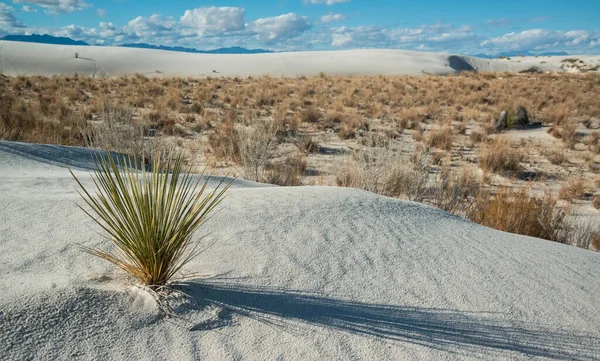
[{"left": 70, "top": 151, "right": 230, "bottom": 288}]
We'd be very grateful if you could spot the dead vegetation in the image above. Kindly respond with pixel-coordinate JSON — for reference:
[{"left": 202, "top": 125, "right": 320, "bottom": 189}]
[{"left": 1, "top": 72, "right": 600, "bottom": 250}]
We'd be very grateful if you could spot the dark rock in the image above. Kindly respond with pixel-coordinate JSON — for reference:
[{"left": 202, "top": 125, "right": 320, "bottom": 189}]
[
  {"left": 515, "top": 106, "right": 529, "bottom": 127},
  {"left": 519, "top": 66, "right": 543, "bottom": 74}
]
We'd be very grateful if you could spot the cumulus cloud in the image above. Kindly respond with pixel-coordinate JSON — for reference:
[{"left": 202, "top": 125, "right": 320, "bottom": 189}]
[
  {"left": 305, "top": 0, "right": 350, "bottom": 4},
  {"left": 0, "top": 3, "right": 26, "bottom": 32},
  {"left": 481, "top": 29, "right": 600, "bottom": 52},
  {"left": 180, "top": 6, "right": 245, "bottom": 36},
  {"left": 40, "top": 7, "right": 311, "bottom": 47},
  {"left": 22, "top": 5, "right": 37, "bottom": 12},
  {"left": 13, "top": 0, "right": 88, "bottom": 14},
  {"left": 331, "top": 25, "right": 387, "bottom": 47},
  {"left": 320, "top": 13, "right": 345, "bottom": 23},
  {"left": 249, "top": 13, "right": 311, "bottom": 44},
  {"left": 329, "top": 23, "right": 479, "bottom": 51}
]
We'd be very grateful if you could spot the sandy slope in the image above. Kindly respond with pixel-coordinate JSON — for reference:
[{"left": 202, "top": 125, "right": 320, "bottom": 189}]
[
  {"left": 3, "top": 41, "right": 598, "bottom": 78},
  {"left": 1, "top": 140, "right": 600, "bottom": 360}
]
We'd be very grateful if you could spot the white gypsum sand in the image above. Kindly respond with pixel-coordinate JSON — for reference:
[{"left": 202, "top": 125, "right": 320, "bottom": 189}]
[
  {"left": 0, "top": 140, "right": 599, "bottom": 360},
  {"left": 1, "top": 40, "right": 598, "bottom": 78}
]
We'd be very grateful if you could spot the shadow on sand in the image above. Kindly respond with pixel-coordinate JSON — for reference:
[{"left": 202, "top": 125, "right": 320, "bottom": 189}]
[{"left": 177, "top": 281, "right": 599, "bottom": 360}]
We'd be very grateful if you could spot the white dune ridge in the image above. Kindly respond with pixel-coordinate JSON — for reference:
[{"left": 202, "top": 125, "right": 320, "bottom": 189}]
[
  {"left": 0, "top": 140, "right": 599, "bottom": 360},
  {"left": 1, "top": 40, "right": 599, "bottom": 78}
]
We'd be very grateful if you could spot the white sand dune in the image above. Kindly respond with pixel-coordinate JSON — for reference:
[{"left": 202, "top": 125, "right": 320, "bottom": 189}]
[
  {"left": 2, "top": 40, "right": 598, "bottom": 78},
  {"left": 1, "top": 140, "right": 599, "bottom": 360}
]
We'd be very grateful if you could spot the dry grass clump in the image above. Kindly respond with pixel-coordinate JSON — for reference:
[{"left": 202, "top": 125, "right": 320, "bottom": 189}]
[
  {"left": 336, "top": 142, "right": 432, "bottom": 201},
  {"left": 70, "top": 151, "right": 229, "bottom": 288},
  {"left": 83, "top": 102, "right": 153, "bottom": 158},
  {"left": 558, "top": 178, "right": 587, "bottom": 201},
  {"left": 471, "top": 187, "right": 567, "bottom": 242},
  {"left": 560, "top": 121, "right": 580, "bottom": 149},
  {"left": 262, "top": 152, "right": 307, "bottom": 186},
  {"left": 545, "top": 149, "right": 567, "bottom": 165},
  {"left": 588, "top": 132, "right": 600, "bottom": 153},
  {"left": 431, "top": 166, "right": 480, "bottom": 217},
  {"left": 425, "top": 126, "right": 453, "bottom": 150},
  {"left": 478, "top": 138, "right": 524, "bottom": 173},
  {"left": 593, "top": 196, "right": 600, "bottom": 209}
]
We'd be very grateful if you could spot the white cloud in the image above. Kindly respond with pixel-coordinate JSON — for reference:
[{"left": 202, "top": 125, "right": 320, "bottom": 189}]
[
  {"left": 0, "top": 3, "right": 26, "bottom": 32},
  {"left": 320, "top": 13, "right": 345, "bottom": 23},
  {"left": 13, "top": 0, "right": 87, "bottom": 14},
  {"left": 180, "top": 6, "right": 245, "bottom": 36},
  {"left": 249, "top": 13, "right": 311, "bottom": 44},
  {"left": 39, "top": 7, "right": 311, "bottom": 47},
  {"left": 305, "top": 0, "right": 350, "bottom": 4},
  {"left": 331, "top": 25, "right": 387, "bottom": 47},
  {"left": 96, "top": 8, "right": 105, "bottom": 18},
  {"left": 481, "top": 29, "right": 600, "bottom": 52},
  {"left": 21, "top": 5, "right": 37, "bottom": 12},
  {"left": 329, "top": 23, "right": 479, "bottom": 52}
]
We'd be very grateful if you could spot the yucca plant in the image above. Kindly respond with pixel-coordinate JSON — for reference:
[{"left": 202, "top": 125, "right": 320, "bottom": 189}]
[{"left": 70, "top": 151, "right": 230, "bottom": 288}]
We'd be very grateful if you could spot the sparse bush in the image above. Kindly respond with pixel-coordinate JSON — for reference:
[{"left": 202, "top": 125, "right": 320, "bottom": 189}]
[
  {"left": 593, "top": 196, "right": 600, "bottom": 210},
  {"left": 561, "top": 122, "right": 580, "bottom": 149},
  {"left": 235, "top": 119, "right": 280, "bottom": 182},
  {"left": 263, "top": 152, "right": 307, "bottom": 186},
  {"left": 301, "top": 107, "right": 321, "bottom": 124},
  {"left": 471, "top": 187, "right": 568, "bottom": 243},
  {"left": 479, "top": 138, "right": 523, "bottom": 173},
  {"left": 337, "top": 144, "right": 432, "bottom": 201},
  {"left": 558, "top": 178, "right": 587, "bottom": 201},
  {"left": 431, "top": 166, "right": 480, "bottom": 217},
  {"left": 70, "top": 151, "right": 229, "bottom": 288},
  {"left": 545, "top": 149, "right": 567, "bottom": 165},
  {"left": 425, "top": 126, "right": 453, "bottom": 150},
  {"left": 469, "top": 128, "right": 487, "bottom": 144},
  {"left": 83, "top": 101, "right": 153, "bottom": 159}
]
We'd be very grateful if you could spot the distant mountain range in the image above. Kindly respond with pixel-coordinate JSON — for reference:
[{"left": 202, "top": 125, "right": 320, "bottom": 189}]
[
  {"left": 1, "top": 34, "right": 573, "bottom": 58},
  {"left": 472, "top": 50, "right": 569, "bottom": 59},
  {"left": 1, "top": 34, "right": 89, "bottom": 46},
  {"left": 0, "top": 34, "right": 273, "bottom": 54},
  {"left": 119, "top": 43, "right": 273, "bottom": 54}
]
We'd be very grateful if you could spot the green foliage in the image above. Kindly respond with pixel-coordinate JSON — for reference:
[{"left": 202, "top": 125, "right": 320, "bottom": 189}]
[{"left": 70, "top": 151, "right": 230, "bottom": 287}]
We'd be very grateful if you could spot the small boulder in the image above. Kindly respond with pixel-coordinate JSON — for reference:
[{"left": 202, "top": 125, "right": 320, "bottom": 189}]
[
  {"left": 515, "top": 106, "right": 529, "bottom": 127},
  {"left": 519, "top": 66, "right": 543, "bottom": 74},
  {"left": 493, "top": 111, "right": 508, "bottom": 131}
]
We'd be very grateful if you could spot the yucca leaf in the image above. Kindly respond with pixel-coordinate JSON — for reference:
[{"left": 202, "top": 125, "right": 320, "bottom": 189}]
[{"left": 70, "top": 151, "right": 231, "bottom": 287}]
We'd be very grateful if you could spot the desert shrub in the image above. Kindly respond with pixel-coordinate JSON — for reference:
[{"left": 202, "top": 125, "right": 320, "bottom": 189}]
[
  {"left": 430, "top": 166, "right": 481, "bottom": 217},
  {"left": 469, "top": 128, "right": 487, "bottom": 144},
  {"left": 589, "top": 132, "right": 600, "bottom": 153},
  {"left": 479, "top": 138, "right": 523, "bottom": 173},
  {"left": 425, "top": 126, "right": 453, "bottom": 150},
  {"left": 83, "top": 101, "right": 153, "bottom": 159},
  {"left": 70, "top": 151, "right": 229, "bottom": 288},
  {"left": 545, "top": 149, "right": 567, "bottom": 165},
  {"left": 337, "top": 144, "right": 432, "bottom": 201},
  {"left": 301, "top": 108, "right": 321, "bottom": 123},
  {"left": 471, "top": 187, "right": 568, "bottom": 242},
  {"left": 207, "top": 120, "right": 241, "bottom": 163},
  {"left": 558, "top": 178, "right": 587, "bottom": 201},
  {"left": 235, "top": 119, "right": 280, "bottom": 182},
  {"left": 561, "top": 122, "right": 580, "bottom": 149},
  {"left": 294, "top": 133, "right": 318, "bottom": 154},
  {"left": 263, "top": 152, "right": 307, "bottom": 186}
]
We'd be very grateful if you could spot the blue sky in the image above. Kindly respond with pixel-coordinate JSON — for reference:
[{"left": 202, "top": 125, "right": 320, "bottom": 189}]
[{"left": 0, "top": 0, "right": 599, "bottom": 54}]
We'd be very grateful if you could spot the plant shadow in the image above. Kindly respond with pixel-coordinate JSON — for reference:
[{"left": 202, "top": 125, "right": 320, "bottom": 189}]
[{"left": 177, "top": 281, "right": 599, "bottom": 360}]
